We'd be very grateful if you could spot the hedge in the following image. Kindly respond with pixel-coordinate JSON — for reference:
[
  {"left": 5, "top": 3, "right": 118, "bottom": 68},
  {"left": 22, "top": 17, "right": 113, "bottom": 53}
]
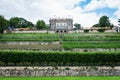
[{"left": 0, "top": 50, "right": 120, "bottom": 66}]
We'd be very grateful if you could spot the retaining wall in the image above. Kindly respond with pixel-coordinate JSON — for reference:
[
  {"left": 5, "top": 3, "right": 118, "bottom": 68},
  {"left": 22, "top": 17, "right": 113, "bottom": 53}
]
[
  {"left": 72, "top": 48, "right": 120, "bottom": 52},
  {"left": 0, "top": 42, "right": 60, "bottom": 45},
  {"left": 0, "top": 66, "right": 120, "bottom": 76}
]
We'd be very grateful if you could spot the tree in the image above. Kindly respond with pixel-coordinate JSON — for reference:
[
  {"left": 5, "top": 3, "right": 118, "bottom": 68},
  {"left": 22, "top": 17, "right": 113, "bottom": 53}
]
[
  {"left": 92, "top": 23, "right": 100, "bottom": 27},
  {"left": 92, "top": 15, "right": 113, "bottom": 32},
  {"left": 9, "top": 17, "right": 20, "bottom": 28},
  {"left": 26, "top": 21, "right": 34, "bottom": 28},
  {"left": 74, "top": 23, "right": 81, "bottom": 30},
  {"left": 0, "top": 15, "right": 8, "bottom": 33},
  {"left": 36, "top": 20, "right": 46, "bottom": 30},
  {"left": 99, "top": 15, "right": 110, "bottom": 27},
  {"left": 9, "top": 17, "right": 34, "bottom": 28}
]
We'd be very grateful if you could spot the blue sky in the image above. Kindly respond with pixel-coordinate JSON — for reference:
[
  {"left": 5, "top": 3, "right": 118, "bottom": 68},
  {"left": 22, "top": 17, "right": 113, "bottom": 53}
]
[
  {"left": 95, "top": 8, "right": 117, "bottom": 18},
  {"left": 79, "top": 0, "right": 117, "bottom": 17},
  {"left": 79, "top": 0, "right": 117, "bottom": 19},
  {"left": 79, "top": 0, "right": 91, "bottom": 8},
  {"left": 0, "top": 0, "right": 120, "bottom": 27}
]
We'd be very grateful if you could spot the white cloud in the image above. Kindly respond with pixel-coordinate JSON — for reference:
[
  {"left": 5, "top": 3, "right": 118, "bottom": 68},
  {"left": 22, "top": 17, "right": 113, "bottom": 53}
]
[
  {"left": 105, "top": 0, "right": 120, "bottom": 8},
  {"left": 84, "top": 0, "right": 107, "bottom": 12},
  {"left": 0, "top": 0, "right": 119, "bottom": 27},
  {"left": 110, "top": 18, "right": 118, "bottom": 26},
  {"left": 83, "top": 0, "right": 120, "bottom": 26},
  {"left": 114, "top": 10, "right": 120, "bottom": 18},
  {"left": 105, "top": 0, "right": 120, "bottom": 21}
]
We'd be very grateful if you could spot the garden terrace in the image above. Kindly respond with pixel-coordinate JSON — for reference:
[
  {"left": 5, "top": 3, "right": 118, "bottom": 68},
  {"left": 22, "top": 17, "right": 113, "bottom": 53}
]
[
  {"left": 0, "top": 33, "right": 120, "bottom": 51},
  {"left": 62, "top": 41, "right": 120, "bottom": 50},
  {"left": 0, "top": 33, "right": 60, "bottom": 42}
]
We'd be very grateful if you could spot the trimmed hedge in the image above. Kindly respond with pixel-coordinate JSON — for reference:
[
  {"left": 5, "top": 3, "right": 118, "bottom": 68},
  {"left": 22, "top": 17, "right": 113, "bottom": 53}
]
[{"left": 0, "top": 50, "right": 120, "bottom": 66}]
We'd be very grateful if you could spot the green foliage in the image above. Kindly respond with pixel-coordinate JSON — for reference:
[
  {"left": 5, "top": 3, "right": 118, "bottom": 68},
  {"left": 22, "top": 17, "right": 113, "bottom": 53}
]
[
  {"left": 36, "top": 20, "right": 46, "bottom": 30},
  {"left": 0, "top": 33, "right": 59, "bottom": 42},
  {"left": 0, "top": 15, "right": 9, "bottom": 33},
  {"left": 9, "top": 17, "right": 33, "bottom": 28},
  {"left": 92, "top": 15, "right": 114, "bottom": 29},
  {"left": 1, "top": 33, "right": 120, "bottom": 50},
  {"left": 99, "top": 15, "right": 110, "bottom": 27},
  {"left": 92, "top": 23, "right": 100, "bottom": 27},
  {"left": 9, "top": 17, "right": 19, "bottom": 28},
  {"left": 62, "top": 34, "right": 120, "bottom": 49},
  {"left": 63, "top": 41, "right": 120, "bottom": 49},
  {"left": 84, "top": 29, "right": 89, "bottom": 33},
  {"left": 0, "top": 50, "right": 120, "bottom": 66},
  {"left": 74, "top": 23, "right": 81, "bottom": 30},
  {"left": 97, "top": 29, "right": 106, "bottom": 32}
]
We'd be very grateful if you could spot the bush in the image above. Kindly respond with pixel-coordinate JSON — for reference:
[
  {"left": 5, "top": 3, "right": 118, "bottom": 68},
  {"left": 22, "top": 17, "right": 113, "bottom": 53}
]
[
  {"left": 65, "top": 67, "right": 70, "bottom": 70},
  {"left": 0, "top": 50, "right": 120, "bottom": 66},
  {"left": 84, "top": 29, "right": 89, "bottom": 33},
  {"left": 97, "top": 29, "right": 106, "bottom": 32}
]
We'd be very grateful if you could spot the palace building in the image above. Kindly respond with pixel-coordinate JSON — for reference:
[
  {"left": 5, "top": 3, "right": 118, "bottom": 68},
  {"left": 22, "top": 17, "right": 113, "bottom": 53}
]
[{"left": 49, "top": 18, "right": 73, "bottom": 33}]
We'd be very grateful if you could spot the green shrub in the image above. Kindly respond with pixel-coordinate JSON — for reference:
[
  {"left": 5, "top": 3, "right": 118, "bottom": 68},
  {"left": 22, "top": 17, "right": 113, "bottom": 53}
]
[
  {"left": 84, "top": 29, "right": 89, "bottom": 33},
  {"left": 0, "top": 50, "right": 120, "bottom": 66},
  {"left": 65, "top": 67, "right": 70, "bottom": 70},
  {"left": 97, "top": 29, "right": 106, "bottom": 32}
]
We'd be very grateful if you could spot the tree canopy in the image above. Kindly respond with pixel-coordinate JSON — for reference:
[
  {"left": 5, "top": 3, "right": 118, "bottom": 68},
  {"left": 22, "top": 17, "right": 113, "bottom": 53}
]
[
  {"left": 74, "top": 23, "right": 81, "bottom": 30},
  {"left": 36, "top": 20, "right": 46, "bottom": 30},
  {"left": 0, "top": 15, "right": 9, "bottom": 33},
  {"left": 99, "top": 15, "right": 110, "bottom": 27},
  {"left": 9, "top": 17, "right": 34, "bottom": 28},
  {"left": 92, "top": 15, "right": 113, "bottom": 29}
]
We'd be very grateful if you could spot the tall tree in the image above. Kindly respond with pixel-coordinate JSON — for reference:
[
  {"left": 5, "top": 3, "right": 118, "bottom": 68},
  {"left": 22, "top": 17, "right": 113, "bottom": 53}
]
[
  {"left": 36, "top": 20, "right": 46, "bottom": 30},
  {"left": 92, "top": 15, "right": 113, "bottom": 29},
  {"left": 99, "top": 15, "right": 110, "bottom": 27},
  {"left": 74, "top": 23, "right": 81, "bottom": 30},
  {"left": 9, "top": 17, "right": 19, "bottom": 28},
  {"left": 0, "top": 15, "right": 8, "bottom": 33}
]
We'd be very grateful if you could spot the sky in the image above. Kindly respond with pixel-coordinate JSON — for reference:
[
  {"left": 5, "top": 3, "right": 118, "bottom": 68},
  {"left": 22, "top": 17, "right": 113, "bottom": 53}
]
[{"left": 0, "top": 0, "right": 120, "bottom": 27}]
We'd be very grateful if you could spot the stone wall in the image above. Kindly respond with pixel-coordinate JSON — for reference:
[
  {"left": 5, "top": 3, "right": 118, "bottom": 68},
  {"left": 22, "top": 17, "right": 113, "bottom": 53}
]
[
  {"left": 0, "top": 42, "right": 60, "bottom": 45},
  {"left": 6, "top": 29, "right": 117, "bottom": 34},
  {"left": 0, "top": 66, "right": 120, "bottom": 76},
  {"left": 72, "top": 48, "right": 120, "bottom": 52},
  {"left": 11, "top": 30, "right": 55, "bottom": 34}
]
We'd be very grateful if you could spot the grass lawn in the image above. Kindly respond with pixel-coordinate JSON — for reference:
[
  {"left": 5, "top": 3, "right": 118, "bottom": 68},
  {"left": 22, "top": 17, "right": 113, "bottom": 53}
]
[{"left": 0, "top": 76, "right": 120, "bottom": 80}]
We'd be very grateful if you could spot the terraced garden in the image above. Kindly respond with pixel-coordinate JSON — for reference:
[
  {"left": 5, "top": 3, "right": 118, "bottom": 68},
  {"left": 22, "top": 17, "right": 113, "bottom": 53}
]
[
  {"left": 0, "top": 33, "right": 59, "bottom": 42},
  {"left": 0, "top": 32, "right": 120, "bottom": 66},
  {"left": 0, "top": 33, "right": 120, "bottom": 51},
  {"left": 0, "top": 33, "right": 120, "bottom": 78},
  {"left": 62, "top": 33, "right": 120, "bottom": 50}
]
